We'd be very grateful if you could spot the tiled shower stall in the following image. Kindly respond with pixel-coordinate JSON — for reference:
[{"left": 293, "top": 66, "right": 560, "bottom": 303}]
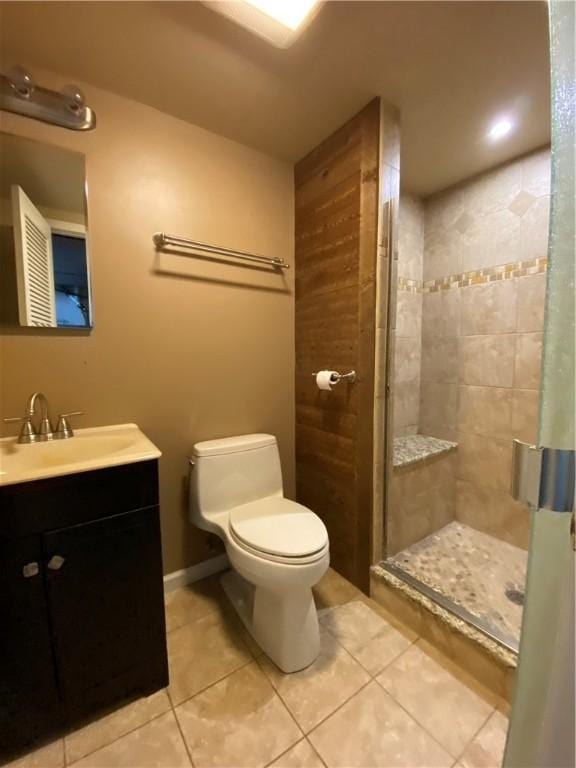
[{"left": 383, "top": 147, "right": 550, "bottom": 648}]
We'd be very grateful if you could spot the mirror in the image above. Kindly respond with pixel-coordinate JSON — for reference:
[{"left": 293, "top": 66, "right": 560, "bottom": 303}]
[{"left": 0, "top": 132, "right": 92, "bottom": 329}]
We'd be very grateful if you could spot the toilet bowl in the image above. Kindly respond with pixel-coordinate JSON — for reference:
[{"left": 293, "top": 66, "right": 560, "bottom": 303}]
[{"left": 189, "top": 433, "right": 329, "bottom": 673}]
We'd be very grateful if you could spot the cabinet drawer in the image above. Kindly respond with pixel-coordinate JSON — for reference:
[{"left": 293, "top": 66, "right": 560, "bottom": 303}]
[{"left": 0, "top": 461, "right": 159, "bottom": 541}]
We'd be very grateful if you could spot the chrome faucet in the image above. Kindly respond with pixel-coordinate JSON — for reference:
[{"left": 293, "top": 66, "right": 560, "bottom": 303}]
[
  {"left": 3, "top": 393, "right": 83, "bottom": 443},
  {"left": 26, "top": 392, "right": 54, "bottom": 441}
]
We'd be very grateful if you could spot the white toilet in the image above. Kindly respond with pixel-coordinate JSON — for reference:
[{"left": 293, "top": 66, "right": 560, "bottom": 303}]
[{"left": 189, "top": 433, "right": 329, "bottom": 673}]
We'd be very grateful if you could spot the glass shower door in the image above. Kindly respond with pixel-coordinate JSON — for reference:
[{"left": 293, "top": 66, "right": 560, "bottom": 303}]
[{"left": 504, "top": 1, "right": 575, "bottom": 766}]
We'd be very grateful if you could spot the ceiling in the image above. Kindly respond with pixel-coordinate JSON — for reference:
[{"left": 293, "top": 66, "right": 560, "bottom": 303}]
[{"left": 0, "top": 1, "right": 551, "bottom": 196}]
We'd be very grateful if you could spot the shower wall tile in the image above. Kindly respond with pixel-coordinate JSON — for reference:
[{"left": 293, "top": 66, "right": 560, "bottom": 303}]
[
  {"left": 393, "top": 383, "right": 421, "bottom": 436},
  {"left": 423, "top": 232, "right": 462, "bottom": 282},
  {"left": 459, "top": 208, "right": 522, "bottom": 273},
  {"left": 516, "top": 273, "right": 546, "bottom": 333},
  {"left": 457, "top": 386, "right": 513, "bottom": 440},
  {"left": 419, "top": 382, "right": 458, "bottom": 440},
  {"left": 466, "top": 158, "right": 523, "bottom": 217},
  {"left": 422, "top": 289, "right": 461, "bottom": 338},
  {"left": 398, "top": 194, "right": 424, "bottom": 282},
  {"left": 388, "top": 481, "right": 456, "bottom": 556},
  {"left": 520, "top": 195, "right": 550, "bottom": 262},
  {"left": 394, "top": 452, "right": 457, "bottom": 495},
  {"left": 396, "top": 291, "right": 422, "bottom": 338},
  {"left": 421, "top": 337, "right": 459, "bottom": 384},
  {"left": 455, "top": 480, "right": 530, "bottom": 550},
  {"left": 394, "top": 337, "right": 422, "bottom": 385},
  {"left": 388, "top": 453, "right": 457, "bottom": 555},
  {"left": 400, "top": 194, "right": 425, "bottom": 238},
  {"left": 514, "top": 333, "right": 543, "bottom": 390},
  {"left": 393, "top": 333, "right": 421, "bottom": 436},
  {"left": 386, "top": 149, "right": 549, "bottom": 554},
  {"left": 456, "top": 434, "right": 513, "bottom": 493},
  {"left": 460, "top": 281, "right": 517, "bottom": 336},
  {"left": 459, "top": 335, "right": 516, "bottom": 387},
  {"left": 521, "top": 147, "right": 551, "bottom": 197},
  {"left": 398, "top": 228, "right": 424, "bottom": 282},
  {"left": 391, "top": 193, "right": 424, "bottom": 437},
  {"left": 511, "top": 389, "right": 540, "bottom": 445}
]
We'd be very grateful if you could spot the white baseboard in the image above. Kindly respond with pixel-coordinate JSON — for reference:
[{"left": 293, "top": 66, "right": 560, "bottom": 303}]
[{"left": 163, "top": 554, "right": 230, "bottom": 593}]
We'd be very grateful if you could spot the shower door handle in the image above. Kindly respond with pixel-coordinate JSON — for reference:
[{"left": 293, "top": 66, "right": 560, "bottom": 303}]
[
  {"left": 511, "top": 440, "right": 541, "bottom": 507},
  {"left": 511, "top": 439, "right": 575, "bottom": 513}
]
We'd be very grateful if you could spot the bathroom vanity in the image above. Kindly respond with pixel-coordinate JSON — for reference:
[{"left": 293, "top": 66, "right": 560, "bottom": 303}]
[{"left": 0, "top": 425, "right": 168, "bottom": 753}]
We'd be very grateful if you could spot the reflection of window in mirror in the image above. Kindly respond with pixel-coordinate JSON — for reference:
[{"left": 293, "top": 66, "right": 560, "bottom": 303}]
[{"left": 48, "top": 222, "right": 90, "bottom": 328}]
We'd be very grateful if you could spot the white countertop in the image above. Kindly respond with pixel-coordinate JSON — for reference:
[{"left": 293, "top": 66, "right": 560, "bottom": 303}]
[{"left": 0, "top": 423, "right": 161, "bottom": 487}]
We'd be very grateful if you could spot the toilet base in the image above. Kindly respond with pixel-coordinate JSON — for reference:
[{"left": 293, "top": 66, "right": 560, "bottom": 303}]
[{"left": 221, "top": 570, "right": 321, "bottom": 673}]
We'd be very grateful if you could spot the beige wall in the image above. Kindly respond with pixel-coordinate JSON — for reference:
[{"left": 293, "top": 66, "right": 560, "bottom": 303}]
[
  {"left": 419, "top": 148, "right": 550, "bottom": 549},
  {"left": 0, "top": 70, "right": 295, "bottom": 574}
]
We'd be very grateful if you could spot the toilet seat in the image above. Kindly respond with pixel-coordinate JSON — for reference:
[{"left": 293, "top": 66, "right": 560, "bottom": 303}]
[{"left": 228, "top": 497, "right": 328, "bottom": 564}]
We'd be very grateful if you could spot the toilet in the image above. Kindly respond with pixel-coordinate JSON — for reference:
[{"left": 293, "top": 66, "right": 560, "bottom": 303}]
[{"left": 189, "top": 433, "right": 329, "bottom": 673}]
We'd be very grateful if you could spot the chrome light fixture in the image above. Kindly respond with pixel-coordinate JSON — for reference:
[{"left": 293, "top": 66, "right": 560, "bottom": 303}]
[{"left": 0, "top": 66, "right": 96, "bottom": 131}]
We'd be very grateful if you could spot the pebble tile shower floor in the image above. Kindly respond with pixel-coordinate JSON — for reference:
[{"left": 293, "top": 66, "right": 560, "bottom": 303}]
[
  {"left": 387, "top": 521, "right": 528, "bottom": 646},
  {"left": 6, "top": 568, "right": 509, "bottom": 768}
]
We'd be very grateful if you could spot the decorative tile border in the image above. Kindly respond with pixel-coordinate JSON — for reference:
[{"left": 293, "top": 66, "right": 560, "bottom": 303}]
[
  {"left": 397, "top": 276, "right": 421, "bottom": 293},
  {"left": 397, "top": 257, "right": 547, "bottom": 294}
]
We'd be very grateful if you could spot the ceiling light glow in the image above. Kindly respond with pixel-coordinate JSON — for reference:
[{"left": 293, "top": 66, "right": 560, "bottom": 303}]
[
  {"left": 243, "top": 0, "right": 320, "bottom": 30},
  {"left": 205, "top": 0, "right": 323, "bottom": 47},
  {"left": 487, "top": 118, "right": 513, "bottom": 142}
]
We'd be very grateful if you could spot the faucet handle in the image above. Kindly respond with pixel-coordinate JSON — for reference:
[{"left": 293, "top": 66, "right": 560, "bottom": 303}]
[
  {"left": 3, "top": 415, "right": 37, "bottom": 443},
  {"left": 54, "top": 411, "right": 84, "bottom": 440}
]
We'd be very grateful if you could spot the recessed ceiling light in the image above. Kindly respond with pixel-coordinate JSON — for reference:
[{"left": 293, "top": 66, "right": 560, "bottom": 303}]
[
  {"left": 487, "top": 118, "right": 513, "bottom": 142},
  {"left": 205, "top": 0, "right": 323, "bottom": 48}
]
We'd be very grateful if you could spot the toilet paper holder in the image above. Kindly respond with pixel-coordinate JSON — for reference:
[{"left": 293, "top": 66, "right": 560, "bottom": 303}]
[{"left": 311, "top": 370, "right": 356, "bottom": 384}]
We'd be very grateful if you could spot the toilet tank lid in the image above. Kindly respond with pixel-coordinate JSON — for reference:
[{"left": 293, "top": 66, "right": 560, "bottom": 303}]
[{"left": 192, "top": 433, "right": 277, "bottom": 457}]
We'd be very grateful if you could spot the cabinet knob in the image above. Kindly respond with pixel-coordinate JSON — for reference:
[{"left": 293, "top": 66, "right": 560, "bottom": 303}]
[
  {"left": 22, "top": 562, "right": 40, "bottom": 578},
  {"left": 47, "top": 555, "right": 66, "bottom": 571}
]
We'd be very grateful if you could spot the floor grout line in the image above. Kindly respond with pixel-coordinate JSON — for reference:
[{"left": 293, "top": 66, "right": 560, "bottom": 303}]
[
  {"left": 64, "top": 706, "right": 173, "bottom": 767},
  {"left": 318, "top": 602, "right": 490, "bottom": 760},
  {"left": 375, "top": 668, "right": 497, "bottom": 764},
  {"left": 376, "top": 673, "right": 487, "bottom": 763},
  {"left": 171, "top": 700, "right": 195, "bottom": 768},
  {"left": 262, "top": 737, "right": 305, "bottom": 768},
  {"left": 170, "top": 656, "right": 255, "bottom": 710},
  {"left": 264, "top": 670, "right": 307, "bottom": 741},
  {"left": 306, "top": 736, "right": 328, "bottom": 768},
  {"left": 320, "top": 599, "right": 419, "bottom": 680},
  {"left": 263, "top": 736, "right": 328, "bottom": 768},
  {"left": 15, "top": 574, "right": 507, "bottom": 768},
  {"left": 306, "top": 678, "right": 374, "bottom": 736},
  {"left": 253, "top": 620, "right": 375, "bottom": 738},
  {"left": 451, "top": 706, "right": 499, "bottom": 766}
]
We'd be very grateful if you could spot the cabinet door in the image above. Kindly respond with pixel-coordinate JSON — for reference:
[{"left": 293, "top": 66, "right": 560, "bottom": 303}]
[
  {"left": 0, "top": 537, "right": 61, "bottom": 751},
  {"left": 43, "top": 506, "right": 168, "bottom": 721}
]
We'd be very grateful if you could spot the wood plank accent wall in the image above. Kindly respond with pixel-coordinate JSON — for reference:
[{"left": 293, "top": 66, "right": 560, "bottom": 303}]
[{"left": 294, "top": 99, "right": 380, "bottom": 592}]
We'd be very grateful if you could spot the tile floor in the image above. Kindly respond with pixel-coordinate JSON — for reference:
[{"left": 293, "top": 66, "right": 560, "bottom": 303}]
[
  {"left": 6, "top": 568, "right": 509, "bottom": 768},
  {"left": 387, "top": 521, "right": 527, "bottom": 645}
]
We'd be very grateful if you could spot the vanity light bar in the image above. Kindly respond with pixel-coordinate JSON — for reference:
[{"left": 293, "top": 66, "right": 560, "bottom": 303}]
[
  {"left": 153, "top": 232, "right": 290, "bottom": 271},
  {"left": 0, "top": 66, "right": 96, "bottom": 131}
]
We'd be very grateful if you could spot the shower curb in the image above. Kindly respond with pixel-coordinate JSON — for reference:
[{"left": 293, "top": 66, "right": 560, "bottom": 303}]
[{"left": 370, "top": 564, "right": 517, "bottom": 703}]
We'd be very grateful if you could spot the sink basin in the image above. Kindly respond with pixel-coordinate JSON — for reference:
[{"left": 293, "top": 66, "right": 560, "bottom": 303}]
[{"left": 0, "top": 423, "right": 161, "bottom": 486}]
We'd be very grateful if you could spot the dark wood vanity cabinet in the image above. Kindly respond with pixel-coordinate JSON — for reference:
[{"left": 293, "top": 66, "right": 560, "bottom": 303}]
[{"left": 0, "top": 461, "right": 169, "bottom": 754}]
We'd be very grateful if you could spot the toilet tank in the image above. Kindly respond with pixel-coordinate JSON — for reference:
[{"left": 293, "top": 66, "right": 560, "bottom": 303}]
[{"left": 189, "top": 434, "right": 283, "bottom": 528}]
